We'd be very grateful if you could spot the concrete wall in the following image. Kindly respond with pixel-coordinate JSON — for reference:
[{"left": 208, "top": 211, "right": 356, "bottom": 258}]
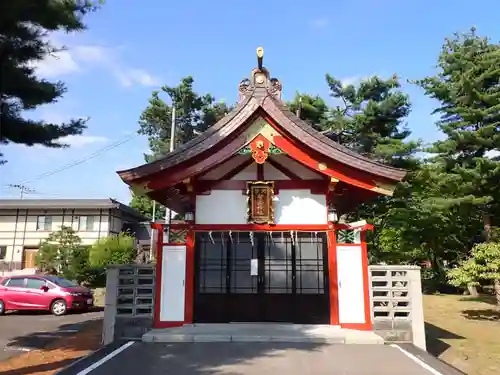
[
  {"left": 102, "top": 265, "right": 155, "bottom": 344},
  {"left": 369, "top": 265, "right": 426, "bottom": 350},
  {"left": 103, "top": 264, "right": 426, "bottom": 350}
]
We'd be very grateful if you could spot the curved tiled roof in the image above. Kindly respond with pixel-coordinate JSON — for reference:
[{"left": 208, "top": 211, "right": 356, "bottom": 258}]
[{"left": 118, "top": 67, "right": 407, "bottom": 184}]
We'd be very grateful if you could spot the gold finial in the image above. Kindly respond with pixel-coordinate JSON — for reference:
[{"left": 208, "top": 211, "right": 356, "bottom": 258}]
[{"left": 256, "top": 47, "right": 264, "bottom": 70}]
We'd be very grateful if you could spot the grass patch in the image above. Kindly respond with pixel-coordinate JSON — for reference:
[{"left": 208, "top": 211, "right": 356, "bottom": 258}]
[{"left": 424, "top": 294, "right": 500, "bottom": 375}]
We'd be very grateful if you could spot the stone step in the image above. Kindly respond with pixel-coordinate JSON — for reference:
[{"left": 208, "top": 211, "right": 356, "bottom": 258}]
[{"left": 142, "top": 324, "right": 384, "bottom": 345}]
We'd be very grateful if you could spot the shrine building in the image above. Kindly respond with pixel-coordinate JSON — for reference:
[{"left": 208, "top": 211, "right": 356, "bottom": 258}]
[{"left": 117, "top": 48, "right": 407, "bottom": 331}]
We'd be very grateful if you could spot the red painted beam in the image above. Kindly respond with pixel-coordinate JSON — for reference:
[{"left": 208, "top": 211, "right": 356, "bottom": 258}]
[{"left": 162, "top": 223, "right": 335, "bottom": 231}]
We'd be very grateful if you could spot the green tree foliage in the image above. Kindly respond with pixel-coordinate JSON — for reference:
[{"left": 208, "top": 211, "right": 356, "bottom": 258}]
[
  {"left": 287, "top": 93, "right": 330, "bottom": 132},
  {"left": 414, "top": 28, "right": 500, "bottom": 240},
  {"left": 36, "top": 226, "right": 89, "bottom": 282},
  {"left": 448, "top": 242, "right": 500, "bottom": 304},
  {"left": 0, "top": 0, "right": 103, "bottom": 163},
  {"left": 137, "top": 76, "right": 233, "bottom": 157},
  {"left": 326, "top": 74, "right": 420, "bottom": 169},
  {"left": 89, "top": 232, "right": 137, "bottom": 267},
  {"left": 129, "top": 190, "right": 166, "bottom": 220},
  {"left": 131, "top": 76, "right": 232, "bottom": 212}
]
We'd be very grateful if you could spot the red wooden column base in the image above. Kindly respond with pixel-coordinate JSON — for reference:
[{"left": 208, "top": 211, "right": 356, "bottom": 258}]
[
  {"left": 184, "top": 229, "right": 195, "bottom": 324},
  {"left": 327, "top": 230, "right": 339, "bottom": 325}
]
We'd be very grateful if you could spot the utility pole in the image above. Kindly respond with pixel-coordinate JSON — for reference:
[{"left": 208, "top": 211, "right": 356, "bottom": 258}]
[
  {"left": 296, "top": 96, "right": 302, "bottom": 118},
  {"left": 7, "top": 184, "right": 35, "bottom": 199},
  {"left": 164, "top": 106, "right": 176, "bottom": 242}
]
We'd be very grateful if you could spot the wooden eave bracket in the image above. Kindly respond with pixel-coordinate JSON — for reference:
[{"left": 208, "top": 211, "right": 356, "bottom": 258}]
[
  {"left": 328, "top": 177, "right": 339, "bottom": 192},
  {"left": 130, "top": 181, "right": 153, "bottom": 196},
  {"left": 183, "top": 177, "right": 193, "bottom": 192},
  {"left": 370, "top": 181, "right": 396, "bottom": 196}
]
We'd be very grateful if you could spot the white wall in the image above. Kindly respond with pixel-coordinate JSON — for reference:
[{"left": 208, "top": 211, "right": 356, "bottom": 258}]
[
  {"left": 0, "top": 208, "right": 113, "bottom": 266},
  {"left": 337, "top": 245, "right": 366, "bottom": 324},
  {"left": 275, "top": 190, "right": 327, "bottom": 225},
  {"left": 196, "top": 190, "right": 247, "bottom": 224},
  {"left": 195, "top": 189, "right": 327, "bottom": 225}
]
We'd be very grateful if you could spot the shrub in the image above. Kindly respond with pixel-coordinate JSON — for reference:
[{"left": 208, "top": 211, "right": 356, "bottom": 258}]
[
  {"left": 36, "top": 226, "right": 89, "bottom": 281},
  {"left": 89, "top": 232, "right": 137, "bottom": 268}
]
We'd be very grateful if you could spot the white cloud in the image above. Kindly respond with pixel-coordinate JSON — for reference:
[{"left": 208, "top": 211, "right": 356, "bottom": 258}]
[
  {"left": 115, "top": 68, "right": 161, "bottom": 88},
  {"left": 486, "top": 150, "right": 500, "bottom": 159},
  {"left": 31, "top": 50, "right": 81, "bottom": 77},
  {"left": 26, "top": 109, "right": 109, "bottom": 149},
  {"left": 61, "top": 135, "right": 108, "bottom": 148},
  {"left": 311, "top": 17, "right": 329, "bottom": 29},
  {"left": 30, "top": 34, "right": 160, "bottom": 87},
  {"left": 341, "top": 76, "right": 366, "bottom": 87}
]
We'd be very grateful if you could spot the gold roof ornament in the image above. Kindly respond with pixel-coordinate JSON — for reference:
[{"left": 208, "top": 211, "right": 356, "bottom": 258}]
[{"left": 257, "top": 47, "right": 264, "bottom": 70}]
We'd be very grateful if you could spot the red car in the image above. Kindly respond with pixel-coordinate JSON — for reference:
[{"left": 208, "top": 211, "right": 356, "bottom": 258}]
[{"left": 0, "top": 275, "right": 94, "bottom": 316}]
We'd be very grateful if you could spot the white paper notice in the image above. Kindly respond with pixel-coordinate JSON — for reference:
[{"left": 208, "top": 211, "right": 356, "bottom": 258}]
[{"left": 250, "top": 259, "right": 258, "bottom": 276}]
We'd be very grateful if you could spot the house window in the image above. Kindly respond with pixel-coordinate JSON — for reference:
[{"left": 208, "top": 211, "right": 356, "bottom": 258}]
[
  {"left": 37, "top": 216, "right": 52, "bottom": 231},
  {"left": 78, "top": 216, "right": 95, "bottom": 231},
  {"left": 0, "top": 246, "right": 6, "bottom": 260}
]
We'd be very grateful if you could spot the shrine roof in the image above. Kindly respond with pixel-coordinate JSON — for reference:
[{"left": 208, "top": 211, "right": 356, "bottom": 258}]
[{"left": 117, "top": 48, "right": 407, "bottom": 185}]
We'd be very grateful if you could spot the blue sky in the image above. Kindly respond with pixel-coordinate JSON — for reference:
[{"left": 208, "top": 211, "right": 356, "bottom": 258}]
[{"left": 1, "top": 0, "right": 499, "bottom": 204}]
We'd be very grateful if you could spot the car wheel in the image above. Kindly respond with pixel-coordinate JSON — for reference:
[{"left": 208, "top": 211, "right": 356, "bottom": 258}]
[
  {"left": 0, "top": 300, "right": 5, "bottom": 315},
  {"left": 51, "top": 299, "right": 67, "bottom": 316}
]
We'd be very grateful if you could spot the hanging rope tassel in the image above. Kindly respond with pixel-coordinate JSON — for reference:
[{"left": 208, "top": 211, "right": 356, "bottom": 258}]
[
  {"left": 208, "top": 231, "right": 215, "bottom": 244},
  {"left": 290, "top": 230, "right": 295, "bottom": 246},
  {"left": 229, "top": 230, "right": 233, "bottom": 243},
  {"left": 268, "top": 231, "right": 274, "bottom": 245},
  {"left": 249, "top": 231, "right": 254, "bottom": 247}
]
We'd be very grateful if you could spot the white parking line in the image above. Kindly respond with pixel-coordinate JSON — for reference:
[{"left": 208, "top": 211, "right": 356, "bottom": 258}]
[
  {"left": 390, "top": 344, "right": 445, "bottom": 375},
  {"left": 4, "top": 346, "right": 32, "bottom": 352},
  {"left": 75, "top": 341, "right": 136, "bottom": 375}
]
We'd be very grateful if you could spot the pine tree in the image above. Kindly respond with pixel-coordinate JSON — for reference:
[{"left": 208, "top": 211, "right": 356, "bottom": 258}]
[
  {"left": 414, "top": 28, "right": 500, "bottom": 241},
  {"left": 131, "top": 76, "right": 232, "bottom": 215},
  {"left": 325, "top": 74, "right": 420, "bottom": 169},
  {"left": 0, "top": 0, "right": 103, "bottom": 163},
  {"left": 137, "top": 76, "right": 233, "bottom": 157}
]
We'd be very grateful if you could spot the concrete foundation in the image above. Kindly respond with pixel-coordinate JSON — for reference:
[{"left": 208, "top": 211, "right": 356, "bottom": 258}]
[{"left": 142, "top": 324, "right": 385, "bottom": 344}]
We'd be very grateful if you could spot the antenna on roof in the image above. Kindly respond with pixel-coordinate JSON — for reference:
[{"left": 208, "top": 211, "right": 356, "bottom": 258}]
[{"left": 7, "top": 184, "right": 35, "bottom": 199}]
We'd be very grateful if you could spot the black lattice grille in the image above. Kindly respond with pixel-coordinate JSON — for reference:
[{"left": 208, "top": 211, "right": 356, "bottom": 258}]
[
  {"left": 263, "top": 233, "right": 293, "bottom": 294},
  {"left": 197, "top": 232, "right": 227, "bottom": 293},
  {"left": 295, "top": 232, "right": 326, "bottom": 294},
  {"left": 196, "top": 231, "right": 327, "bottom": 295},
  {"left": 230, "top": 233, "right": 258, "bottom": 294}
]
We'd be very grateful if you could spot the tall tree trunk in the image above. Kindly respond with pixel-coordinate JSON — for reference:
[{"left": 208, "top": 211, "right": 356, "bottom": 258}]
[
  {"left": 467, "top": 283, "right": 479, "bottom": 297},
  {"left": 494, "top": 279, "right": 500, "bottom": 306}
]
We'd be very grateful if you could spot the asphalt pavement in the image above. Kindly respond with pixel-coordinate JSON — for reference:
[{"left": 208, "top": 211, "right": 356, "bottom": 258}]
[
  {"left": 56, "top": 341, "right": 467, "bottom": 375},
  {"left": 0, "top": 309, "right": 103, "bottom": 362}
]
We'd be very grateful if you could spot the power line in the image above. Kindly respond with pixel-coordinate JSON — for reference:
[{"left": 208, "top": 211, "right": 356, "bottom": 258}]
[
  {"left": 6, "top": 184, "right": 36, "bottom": 199},
  {"left": 17, "top": 133, "right": 137, "bottom": 185}
]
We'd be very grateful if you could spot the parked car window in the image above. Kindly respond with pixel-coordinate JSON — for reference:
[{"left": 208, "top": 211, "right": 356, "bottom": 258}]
[
  {"left": 43, "top": 275, "right": 78, "bottom": 288},
  {"left": 26, "top": 278, "right": 47, "bottom": 289},
  {"left": 6, "top": 278, "right": 25, "bottom": 287}
]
